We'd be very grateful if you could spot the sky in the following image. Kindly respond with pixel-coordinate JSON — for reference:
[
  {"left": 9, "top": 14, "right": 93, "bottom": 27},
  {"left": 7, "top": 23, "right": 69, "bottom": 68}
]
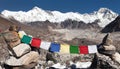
[{"left": 0, "top": 0, "right": 120, "bottom": 14}]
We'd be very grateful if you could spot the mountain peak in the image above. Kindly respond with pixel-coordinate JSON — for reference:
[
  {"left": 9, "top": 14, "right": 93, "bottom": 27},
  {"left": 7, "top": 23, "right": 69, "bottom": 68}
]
[
  {"left": 98, "top": 8, "right": 113, "bottom": 14},
  {"left": 31, "top": 6, "right": 44, "bottom": 12},
  {"left": 32, "top": 6, "right": 41, "bottom": 10}
]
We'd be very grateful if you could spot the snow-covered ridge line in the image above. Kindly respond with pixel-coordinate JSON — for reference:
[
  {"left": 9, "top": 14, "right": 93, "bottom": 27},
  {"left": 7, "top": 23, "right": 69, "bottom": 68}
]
[{"left": 1, "top": 6, "right": 118, "bottom": 27}]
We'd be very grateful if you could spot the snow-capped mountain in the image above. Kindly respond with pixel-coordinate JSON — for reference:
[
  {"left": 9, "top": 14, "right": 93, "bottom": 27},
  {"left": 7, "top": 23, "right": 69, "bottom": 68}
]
[{"left": 1, "top": 6, "right": 118, "bottom": 27}]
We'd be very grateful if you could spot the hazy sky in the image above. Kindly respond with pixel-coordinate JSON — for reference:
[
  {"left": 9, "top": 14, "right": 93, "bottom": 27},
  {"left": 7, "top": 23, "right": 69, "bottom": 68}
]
[{"left": 0, "top": 0, "right": 120, "bottom": 14}]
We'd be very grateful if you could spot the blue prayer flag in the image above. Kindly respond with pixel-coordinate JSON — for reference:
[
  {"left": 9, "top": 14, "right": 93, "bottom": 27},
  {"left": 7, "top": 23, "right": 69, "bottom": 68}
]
[{"left": 50, "top": 43, "right": 60, "bottom": 52}]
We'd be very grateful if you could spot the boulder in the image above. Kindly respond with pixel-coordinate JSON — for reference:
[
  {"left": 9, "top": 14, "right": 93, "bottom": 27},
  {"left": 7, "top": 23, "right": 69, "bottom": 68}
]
[
  {"left": 12, "top": 43, "right": 31, "bottom": 57},
  {"left": 9, "top": 39, "right": 21, "bottom": 49},
  {"left": 103, "top": 45, "right": 116, "bottom": 51},
  {"left": 2, "top": 31, "right": 21, "bottom": 48},
  {"left": 101, "top": 45, "right": 116, "bottom": 56},
  {"left": 5, "top": 56, "right": 23, "bottom": 66},
  {"left": 5, "top": 51, "right": 40, "bottom": 66},
  {"left": 112, "top": 52, "right": 120, "bottom": 64},
  {"left": 0, "top": 34, "right": 10, "bottom": 63},
  {"left": 20, "top": 51, "right": 40, "bottom": 65}
]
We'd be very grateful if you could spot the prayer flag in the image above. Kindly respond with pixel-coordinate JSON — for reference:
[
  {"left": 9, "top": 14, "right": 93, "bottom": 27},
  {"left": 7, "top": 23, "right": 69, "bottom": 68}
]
[
  {"left": 60, "top": 44, "right": 70, "bottom": 54},
  {"left": 18, "top": 31, "right": 27, "bottom": 38},
  {"left": 21, "top": 35, "right": 32, "bottom": 44},
  {"left": 70, "top": 45, "right": 79, "bottom": 54},
  {"left": 50, "top": 43, "right": 60, "bottom": 52},
  {"left": 79, "top": 46, "right": 88, "bottom": 54},
  {"left": 31, "top": 38, "right": 41, "bottom": 48},
  {"left": 40, "top": 41, "right": 51, "bottom": 50},
  {"left": 88, "top": 45, "right": 98, "bottom": 54}
]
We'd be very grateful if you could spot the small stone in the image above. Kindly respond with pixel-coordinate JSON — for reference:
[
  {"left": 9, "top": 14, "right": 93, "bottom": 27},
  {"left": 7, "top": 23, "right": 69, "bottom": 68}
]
[
  {"left": 103, "top": 45, "right": 116, "bottom": 51},
  {"left": 102, "top": 33, "right": 113, "bottom": 46}
]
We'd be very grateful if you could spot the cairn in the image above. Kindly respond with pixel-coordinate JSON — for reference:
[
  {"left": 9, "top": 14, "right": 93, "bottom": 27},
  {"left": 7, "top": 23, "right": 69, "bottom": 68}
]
[
  {"left": 0, "top": 25, "right": 40, "bottom": 69},
  {"left": 95, "top": 33, "right": 120, "bottom": 69}
]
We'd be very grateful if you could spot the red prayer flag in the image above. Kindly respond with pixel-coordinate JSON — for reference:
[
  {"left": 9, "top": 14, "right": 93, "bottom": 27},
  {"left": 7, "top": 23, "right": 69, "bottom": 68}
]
[
  {"left": 79, "top": 46, "right": 88, "bottom": 54},
  {"left": 31, "top": 38, "right": 41, "bottom": 48}
]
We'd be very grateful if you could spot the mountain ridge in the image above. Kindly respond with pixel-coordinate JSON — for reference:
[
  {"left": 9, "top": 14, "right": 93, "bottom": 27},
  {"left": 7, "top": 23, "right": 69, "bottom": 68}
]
[{"left": 1, "top": 6, "right": 118, "bottom": 27}]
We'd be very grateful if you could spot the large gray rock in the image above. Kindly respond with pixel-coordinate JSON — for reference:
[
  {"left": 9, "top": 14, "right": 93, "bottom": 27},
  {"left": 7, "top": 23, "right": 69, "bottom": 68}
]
[
  {"left": 104, "top": 45, "right": 116, "bottom": 51},
  {"left": 112, "top": 52, "right": 120, "bottom": 64},
  {"left": 20, "top": 51, "right": 40, "bottom": 65},
  {"left": 2, "top": 31, "right": 21, "bottom": 48},
  {"left": 5, "top": 56, "right": 23, "bottom": 66},
  {"left": 0, "top": 34, "right": 10, "bottom": 63},
  {"left": 12, "top": 43, "right": 31, "bottom": 57},
  {"left": 101, "top": 45, "right": 116, "bottom": 56},
  {"left": 5, "top": 51, "right": 40, "bottom": 66}
]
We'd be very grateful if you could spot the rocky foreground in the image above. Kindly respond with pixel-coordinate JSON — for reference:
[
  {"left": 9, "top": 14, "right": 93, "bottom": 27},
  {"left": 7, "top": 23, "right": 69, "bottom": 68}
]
[{"left": 0, "top": 25, "right": 120, "bottom": 69}]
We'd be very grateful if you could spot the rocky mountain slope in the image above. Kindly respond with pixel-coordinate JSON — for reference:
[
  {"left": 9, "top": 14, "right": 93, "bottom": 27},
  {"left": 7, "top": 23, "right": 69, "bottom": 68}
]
[
  {"left": 1, "top": 7, "right": 118, "bottom": 27},
  {"left": 101, "top": 15, "right": 120, "bottom": 33},
  {"left": 0, "top": 15, "right": 50, "bottom": 38},
  {"left": 28, "top": 19, "right": 101, "bottom": 30}
]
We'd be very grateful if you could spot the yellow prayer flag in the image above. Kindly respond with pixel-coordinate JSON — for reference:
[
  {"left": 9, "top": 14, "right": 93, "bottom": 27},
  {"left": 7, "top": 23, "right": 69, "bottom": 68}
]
[
  {"left": 18, "top": 31, "right": 27, "bottom": 38},
  {"left": 60, "top": 44, "right": 70, "bottom": 54}
]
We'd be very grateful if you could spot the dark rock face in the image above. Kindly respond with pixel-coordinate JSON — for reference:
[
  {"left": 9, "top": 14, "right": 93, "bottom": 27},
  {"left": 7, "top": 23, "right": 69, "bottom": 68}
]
[
  {"left": 63, "top": 38, "right": 99, "bottom": 46},
  {"left": 28, "top": 19, "right": 101, "bottom": 30},
  {"left": 101, "top": 16, "right": 120, "bottom": 33},
  {"left": 27, "top": 20, "right": 58, "bottom": 29},
  {"left": 60, "top": 19, "right": 101, "bottom": 29}
]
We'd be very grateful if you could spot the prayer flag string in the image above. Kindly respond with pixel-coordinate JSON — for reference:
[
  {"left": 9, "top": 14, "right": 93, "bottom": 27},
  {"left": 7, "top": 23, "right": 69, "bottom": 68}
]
[{"left": 19, "top": 31, "right": 98, "bottom": 54}]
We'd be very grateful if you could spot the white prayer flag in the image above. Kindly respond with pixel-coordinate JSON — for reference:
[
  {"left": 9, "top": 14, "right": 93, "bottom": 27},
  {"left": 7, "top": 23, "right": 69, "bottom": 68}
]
[
  {"left": 40, "top": 41, "right": 51, "bottom": 50},
  {"left": 88, "top": 45, "right": 98, "bottom": 54}
]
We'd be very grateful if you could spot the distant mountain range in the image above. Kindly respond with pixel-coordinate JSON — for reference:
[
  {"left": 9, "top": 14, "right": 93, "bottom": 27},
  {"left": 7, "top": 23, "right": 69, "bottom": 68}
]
[{"left": 1, "top": 7, "right": 118, "bottom": 27}]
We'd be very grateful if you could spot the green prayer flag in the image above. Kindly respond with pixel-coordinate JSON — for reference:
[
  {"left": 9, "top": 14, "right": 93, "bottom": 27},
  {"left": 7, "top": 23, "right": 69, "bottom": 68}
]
[
  {"left": 70, "top": 45, "right": 79, "bottom": 54},
  {"left": 21, "top": 35, "right": 32, "bottom": 44}
]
